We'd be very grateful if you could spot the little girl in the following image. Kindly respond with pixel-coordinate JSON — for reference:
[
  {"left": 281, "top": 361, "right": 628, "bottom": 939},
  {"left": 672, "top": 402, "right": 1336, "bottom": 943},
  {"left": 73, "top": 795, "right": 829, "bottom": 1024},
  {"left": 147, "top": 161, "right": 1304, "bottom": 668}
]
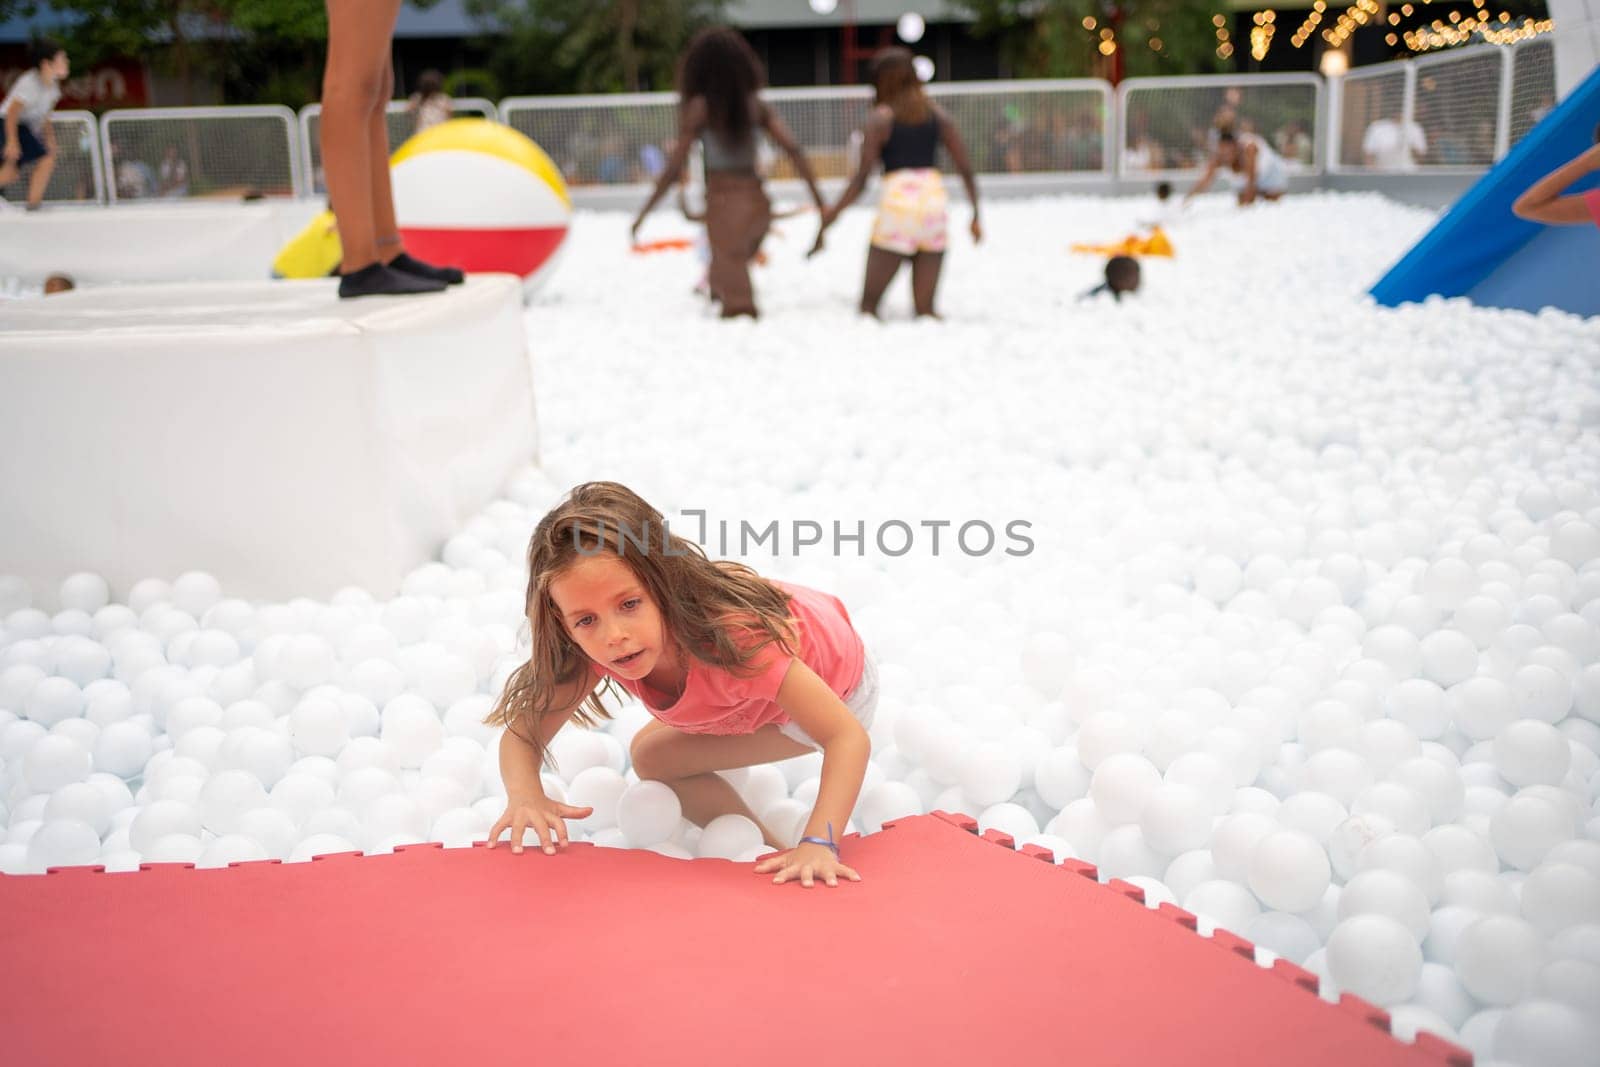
[
  {"left": 809, "top": 47, "right": 982, "bottom": 318},
  {"left": 485, "top": 482, "right": 877, "bottom": 889},
  {"left": 631, "top": 27, "right": 825, "bottom": 318}
]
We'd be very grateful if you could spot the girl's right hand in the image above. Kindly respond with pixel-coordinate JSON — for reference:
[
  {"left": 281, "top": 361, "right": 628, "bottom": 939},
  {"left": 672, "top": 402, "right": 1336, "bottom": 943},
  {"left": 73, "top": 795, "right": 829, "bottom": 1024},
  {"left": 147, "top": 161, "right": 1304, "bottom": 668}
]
[{"left": 485, "top": 796, "right": 595, "bottom": 855}]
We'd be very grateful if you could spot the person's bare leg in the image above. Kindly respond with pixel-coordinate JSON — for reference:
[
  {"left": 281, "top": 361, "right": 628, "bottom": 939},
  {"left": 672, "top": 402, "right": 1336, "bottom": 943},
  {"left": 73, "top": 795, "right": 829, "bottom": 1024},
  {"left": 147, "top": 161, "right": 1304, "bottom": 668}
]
[
  {"left": 860, "top": 246, "right": 902, "bottom": 317},
  {"left": 370, "top": 54, "right": 404, "bottom": 264},
  {"left": 26, "top": 153, "right": 55, "bottom": 207},
  {"left": 0, "top": 159, "right": 18, "bottom": 187},
  {"left": 631, "top": 722, "right": 815, "bottom": 851},
  {"left": 322, "top": 0, "right": 402, "bottom": 274},
  {"left": 910, "top": 250, "right": 944, "bottom": 318}
]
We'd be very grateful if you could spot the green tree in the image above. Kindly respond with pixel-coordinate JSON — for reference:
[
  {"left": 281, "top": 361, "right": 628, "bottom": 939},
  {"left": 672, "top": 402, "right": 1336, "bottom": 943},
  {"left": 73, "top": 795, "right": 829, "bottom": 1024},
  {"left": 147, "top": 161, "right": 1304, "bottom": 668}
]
[
  {"left": 465, "top": 0, "right": 727, "bottom": 95},
  {"left": 958, "top": 0, "right": 1224, "bottom": 79},
  {"left": 8, "top": 1, "right": 331, "bottom": 105}
]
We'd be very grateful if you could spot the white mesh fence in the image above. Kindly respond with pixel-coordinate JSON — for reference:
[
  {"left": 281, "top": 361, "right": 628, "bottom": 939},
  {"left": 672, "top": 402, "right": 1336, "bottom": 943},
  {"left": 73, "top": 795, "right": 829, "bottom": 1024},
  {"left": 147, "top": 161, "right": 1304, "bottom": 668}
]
[
  {"left": 500, "top": 93, "right": 678, "bottom": 186},
  {"left": 100, "top": 106, "right": 302, "bottom": 203},
  {"left": 763, "top": 87, "right": 873, "bottom": 179},
  {"left": 1413, "top": 45, "right": 1505, "bottom": 167},
  {"left": 1, "top": 111, "right": 102, "bottom": 204},
  {"left": 1118, "top": 74, "right": 1322, "bottom": 177},
  {"left": 502, "top": 81, "right": 1115, "bottom": 184},
  {"left": 929, "top": 80, "right": 1112, "bottom": 175},
  {"left": 1507, "top": 38, "right": 1557, "bottom": 149},
  {"left": 29, "top": 36, "right": 1588, "bottom": 209},
  {"left": 1334, "top": 65, "right": 1412, "bottom": 170},
  {"left": 298, "top": 98, "right": 496, "bottom": 195}
]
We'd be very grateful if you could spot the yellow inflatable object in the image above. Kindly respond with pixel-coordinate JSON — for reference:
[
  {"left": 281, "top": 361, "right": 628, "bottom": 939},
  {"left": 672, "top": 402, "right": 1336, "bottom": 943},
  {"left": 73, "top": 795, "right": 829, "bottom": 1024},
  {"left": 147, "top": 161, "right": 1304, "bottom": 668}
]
[
  {"left": 1070, "top": 226, "right": 1175, "bottom": 258},
  {"left": 271, "top": 120, "right": 573, "bottom": 288},
  {"left": 272, "top": 209, "right": 341, "bottom": 280}
]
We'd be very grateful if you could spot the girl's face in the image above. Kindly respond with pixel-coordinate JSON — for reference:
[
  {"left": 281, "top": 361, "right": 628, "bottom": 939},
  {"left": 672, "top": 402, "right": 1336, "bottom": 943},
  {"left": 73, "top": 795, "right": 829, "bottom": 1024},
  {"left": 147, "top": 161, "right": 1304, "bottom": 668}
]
[{"left": 548, "top": 552, "right": 674, "bottom": 685}]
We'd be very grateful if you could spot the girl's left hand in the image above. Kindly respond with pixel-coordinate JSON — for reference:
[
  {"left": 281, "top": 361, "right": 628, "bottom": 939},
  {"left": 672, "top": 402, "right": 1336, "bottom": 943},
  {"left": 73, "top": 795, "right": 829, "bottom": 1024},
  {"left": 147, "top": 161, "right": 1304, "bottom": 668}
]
[{"left": 755, "top": 841, "right": 861, "bottom": 888}]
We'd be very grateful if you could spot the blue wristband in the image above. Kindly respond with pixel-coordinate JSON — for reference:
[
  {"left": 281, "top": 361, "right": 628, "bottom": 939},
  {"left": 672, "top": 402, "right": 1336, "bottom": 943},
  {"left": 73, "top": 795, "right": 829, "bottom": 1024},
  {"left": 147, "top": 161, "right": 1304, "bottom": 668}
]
[{"left": 799, "top": 822, "right": 839, "bottom": 857}]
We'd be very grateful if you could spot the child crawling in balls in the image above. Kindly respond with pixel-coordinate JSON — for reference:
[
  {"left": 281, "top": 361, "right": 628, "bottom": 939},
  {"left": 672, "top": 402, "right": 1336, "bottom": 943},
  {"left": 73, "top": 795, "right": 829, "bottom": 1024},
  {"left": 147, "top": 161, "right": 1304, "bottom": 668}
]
[{"left": 484, "top": 482, "right": 877, "bottom": 888}]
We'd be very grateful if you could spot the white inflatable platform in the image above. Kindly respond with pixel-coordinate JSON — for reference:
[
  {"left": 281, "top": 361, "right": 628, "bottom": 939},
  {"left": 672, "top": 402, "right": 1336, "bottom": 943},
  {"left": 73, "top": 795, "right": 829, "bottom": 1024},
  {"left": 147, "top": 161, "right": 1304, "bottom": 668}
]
[
  {"left": 0, "top": 275, "right": 536, "bottom": 604},
  {"left": 0, "top": 200, "right": 323, "bottom": 285}
]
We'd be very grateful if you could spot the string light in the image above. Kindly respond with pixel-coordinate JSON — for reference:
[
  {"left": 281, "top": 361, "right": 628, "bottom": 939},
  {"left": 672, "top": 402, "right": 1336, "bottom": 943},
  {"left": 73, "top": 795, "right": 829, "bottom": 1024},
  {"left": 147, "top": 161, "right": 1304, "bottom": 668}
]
[
  {"left": 1250, "top": 10, "right": 1277, "bottom": 61},
  {"left": 1214, "top": 13, "right": 1233, "bottom": 58},
  {"left": 1291, "top": 0, "right": 1325, "bottom": 49},
  {"left": 1401, "top": 15, "right": 1553, "bottom": 51},
  {"left": 1321, "top": 0, "right": 1381, "bottom": 50}
]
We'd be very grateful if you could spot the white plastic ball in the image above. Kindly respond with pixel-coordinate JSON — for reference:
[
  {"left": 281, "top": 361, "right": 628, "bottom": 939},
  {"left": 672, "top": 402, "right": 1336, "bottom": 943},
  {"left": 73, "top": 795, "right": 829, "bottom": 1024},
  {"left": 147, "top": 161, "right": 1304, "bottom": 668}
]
[
  {"left": 1456, "top": 914, "right": 1546, "bottom": 1004},
  {"left": 1205, "top": 812, "right": 1271, "bottom": 883},
  {"left": 25, "top": 817, "right": 102, "bottom": 870},
  {"left": 1183, "top": 878, "right": 1261, "bottom": 935},
  {"left": 1492, "top": 999, "right": 1600, "bottom": 1067},
  {"left": 42, "top": 781, "right": 112, "bottom": 838},
  {"left": 1032, "top": 746, "right": 1091, "bottom": 809},
  {"left": 1139, "top": 783, "right": 1210, "bottom": 858},
  {"left": 1491, "top": 791, "right": 1576, "bottom": 871},
  {"left": 1248, "top": 829, "right": 1331, "bottom": 913},
  {"left": 615, "top": 780, "right": 683, "bottom": 847},
  {"left": 855, "top": 781, "right": 921, "bottom": 835},
  {"left": 23, "top": 733, "right": 92, "bottom": 792},
  {"left": 380, "top": 695, "right": 445, "bottom": 769},
  {"left": 1520, "top": 862, "right": 1600, "bottom": 936},
  {"left": 1246, "top": 911, "right": 1321, "bottom": 965},
  {"left": 1452, "top": 676, "right": 1518, "bottom": 741},
  {"left": 128, "top": 799, "right": 202, "bottom": 854},
  {"left": 1020, "top": 632, "right": 1074, "bottom": 698},
  {"left": 1338, "top": 868, "right": 1431, "bottom": 939},
  {"left": 1420, "top": 630, "right": 1477, "bottom": 687},
  {"left": 1326, "top": 913, "right": 1422, "bottom": 1005},
  {"left": 961, "top": 740, "right": 1023, "bottom": 807},
  {"left": 697, "top": 814, "right": 763, "bottom": 860},
  {"left": 567, "top": 766, "right": 628, "bottom": 831},
  {"left": 1088, "top": 753, "right": 1161, "bottom": 826}
]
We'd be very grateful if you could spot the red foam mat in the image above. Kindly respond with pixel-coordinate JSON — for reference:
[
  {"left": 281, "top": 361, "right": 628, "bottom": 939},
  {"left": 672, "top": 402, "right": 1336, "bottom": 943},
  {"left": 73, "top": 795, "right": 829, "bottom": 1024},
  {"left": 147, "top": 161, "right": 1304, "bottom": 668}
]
[{"left": 0, "top": 811, "right": 1470, "bottom": 1066}]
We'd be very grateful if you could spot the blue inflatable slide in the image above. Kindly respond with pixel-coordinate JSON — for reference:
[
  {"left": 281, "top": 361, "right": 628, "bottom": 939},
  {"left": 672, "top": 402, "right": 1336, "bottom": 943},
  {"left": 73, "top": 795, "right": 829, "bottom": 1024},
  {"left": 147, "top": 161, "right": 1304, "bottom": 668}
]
[{"left": 1370, "top": 64, "right": 1600, "bottom": 317}]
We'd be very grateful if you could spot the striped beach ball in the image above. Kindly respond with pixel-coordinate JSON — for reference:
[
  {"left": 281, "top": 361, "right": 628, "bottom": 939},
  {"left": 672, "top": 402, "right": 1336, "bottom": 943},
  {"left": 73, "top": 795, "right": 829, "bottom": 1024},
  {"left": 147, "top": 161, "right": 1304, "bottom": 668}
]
[{"left": 390, "top": 119, "right": 571, "bottom": 293}]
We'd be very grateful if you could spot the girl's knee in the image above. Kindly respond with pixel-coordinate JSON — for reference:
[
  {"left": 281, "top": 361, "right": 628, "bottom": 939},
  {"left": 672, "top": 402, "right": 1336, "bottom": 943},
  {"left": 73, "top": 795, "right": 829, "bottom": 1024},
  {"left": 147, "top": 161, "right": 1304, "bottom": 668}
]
[{"left": 629, "top": 729, "right": 674, "bottom": 781}]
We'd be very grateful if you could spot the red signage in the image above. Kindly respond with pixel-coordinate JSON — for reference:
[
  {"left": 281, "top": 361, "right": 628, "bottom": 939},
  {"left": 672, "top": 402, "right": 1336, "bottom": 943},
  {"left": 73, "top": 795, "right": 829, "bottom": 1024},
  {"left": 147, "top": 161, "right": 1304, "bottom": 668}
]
[{"left": 0, "top": 52, "right": 147, "bottom": 110}]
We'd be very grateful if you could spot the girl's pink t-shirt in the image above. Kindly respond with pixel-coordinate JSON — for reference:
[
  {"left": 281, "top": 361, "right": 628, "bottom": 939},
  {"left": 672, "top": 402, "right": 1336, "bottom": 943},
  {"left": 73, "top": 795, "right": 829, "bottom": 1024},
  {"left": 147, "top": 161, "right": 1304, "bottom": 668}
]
[
  {"left": 591, "top": 580, "right": 865, "bottom": 736},
  {"left": 1586, "top": 190, "right": 1600, "bottom": 227}
]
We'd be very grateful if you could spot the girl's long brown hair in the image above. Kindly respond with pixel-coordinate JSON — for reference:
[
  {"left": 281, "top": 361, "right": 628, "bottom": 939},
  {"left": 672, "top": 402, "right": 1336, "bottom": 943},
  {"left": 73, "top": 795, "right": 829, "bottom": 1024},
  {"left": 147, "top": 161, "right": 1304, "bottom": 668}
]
[
  {"left": 872, "top": 47, "right": 931, "bottom": 125},
  {"left": 678, "top": 26, "right": 765, "bottom": 144},
  {"left": 484, "top": 481, "right": 798, "bottom": 771}
]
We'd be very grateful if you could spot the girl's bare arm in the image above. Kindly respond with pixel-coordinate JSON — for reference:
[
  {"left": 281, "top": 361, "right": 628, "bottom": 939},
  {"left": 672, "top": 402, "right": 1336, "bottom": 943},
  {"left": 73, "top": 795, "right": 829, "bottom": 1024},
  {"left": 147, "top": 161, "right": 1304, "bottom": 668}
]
[
  {"left": 633, "top": 97, "right": 706, "bottom": 235},
  {"left": 1512, "top": 145, "right": 1600, "bottom": 226}
]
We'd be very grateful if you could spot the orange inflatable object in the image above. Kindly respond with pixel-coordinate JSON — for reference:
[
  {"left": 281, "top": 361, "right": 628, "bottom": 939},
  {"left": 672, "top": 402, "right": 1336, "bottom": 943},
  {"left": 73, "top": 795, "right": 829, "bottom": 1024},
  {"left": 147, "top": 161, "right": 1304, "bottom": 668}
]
[
  {"left": 631, "top": 238, "right": 696, "bottom": 254},
  {"left": 1071, "top": 225, "right": 1175, "bottom": 258}
]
